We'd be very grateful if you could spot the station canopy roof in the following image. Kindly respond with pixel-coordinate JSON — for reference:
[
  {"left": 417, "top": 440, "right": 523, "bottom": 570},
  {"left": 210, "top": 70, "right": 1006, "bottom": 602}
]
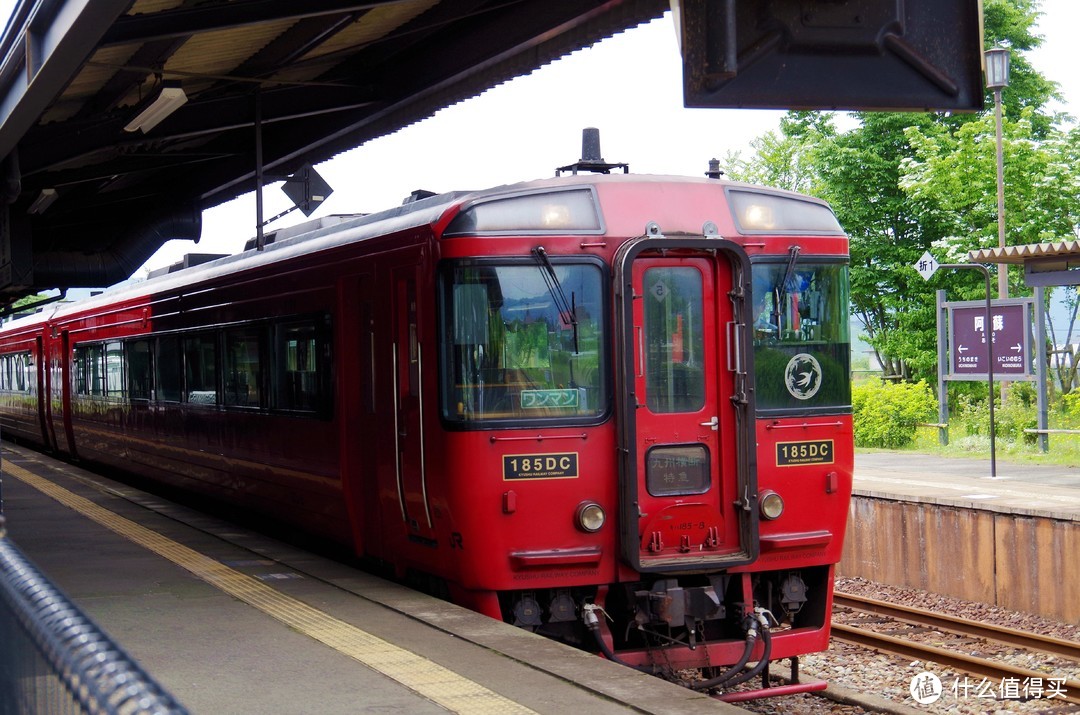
[
  {"left": 970, "top": 241, "right": 1080, "bottom": 265},
  {"left": 0, "top": 0, "right": 667, "bottom": 302}
]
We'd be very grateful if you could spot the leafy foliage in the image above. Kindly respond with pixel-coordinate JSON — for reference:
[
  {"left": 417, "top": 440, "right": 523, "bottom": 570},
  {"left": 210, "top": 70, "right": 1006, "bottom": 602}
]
[
  {"left": 729, "top": 0, "right": 1075, "bottom": 386},
  {"left": 852, "top": 380, "right": 937, "bottom": 448}
]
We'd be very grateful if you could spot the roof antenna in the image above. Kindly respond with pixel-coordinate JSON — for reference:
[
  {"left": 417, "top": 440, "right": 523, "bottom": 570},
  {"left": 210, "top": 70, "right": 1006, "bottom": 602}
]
[{"left": 556, "top": 128, "right": 629, "bottom": 176}]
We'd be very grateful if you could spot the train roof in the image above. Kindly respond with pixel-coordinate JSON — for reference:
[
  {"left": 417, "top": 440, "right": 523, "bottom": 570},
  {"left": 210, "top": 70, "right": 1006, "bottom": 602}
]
[{"left": 0, "top": 174, "right": 834, "bottom": 331}]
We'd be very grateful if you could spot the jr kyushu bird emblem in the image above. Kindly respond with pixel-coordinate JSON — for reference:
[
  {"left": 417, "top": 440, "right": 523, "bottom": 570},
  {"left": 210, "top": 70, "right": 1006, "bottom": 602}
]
[{"left": 784, "top": 353, "right": 823, "bottom": 400}]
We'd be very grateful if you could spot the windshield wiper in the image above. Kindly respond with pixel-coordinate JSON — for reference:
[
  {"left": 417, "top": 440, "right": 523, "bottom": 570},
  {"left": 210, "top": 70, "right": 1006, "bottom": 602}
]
[
  {"left": 532, "top": 246, "right": 580, "bottom": 357},
  {"left": 778, "top": 244, "right": 802, "bottom": 294}
]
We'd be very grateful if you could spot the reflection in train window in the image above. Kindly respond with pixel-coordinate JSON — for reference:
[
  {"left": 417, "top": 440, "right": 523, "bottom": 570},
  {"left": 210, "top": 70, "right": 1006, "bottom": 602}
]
[
  {"left": 127, "top": 340, "right": 153, "bottom": 400},
  {"left": 184, "top": 334, "right": 218, "bottom": 405},
  {"left": 272, "top": 315, "right": 331, "bottom": 414},
  {"left": 157, "top": 336, "right": 182, "bottom": 402},
  {"left": 225, "top": 328, "right": 262, "bottom": 407},
  {"left": 441, "top": 260, "right": 607, "bottom": 424}
]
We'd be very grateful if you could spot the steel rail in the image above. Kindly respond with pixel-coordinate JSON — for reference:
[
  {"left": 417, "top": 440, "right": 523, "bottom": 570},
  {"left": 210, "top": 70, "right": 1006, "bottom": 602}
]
[
  {"left": 834, "top": 591, "right": 1080, "bottom": 661},
  {"left": 831, "top": 595, "right": 1080, "bottom": 705},
  {"left": 831, "top": 623, "right": 1080, "bottom": 705}
]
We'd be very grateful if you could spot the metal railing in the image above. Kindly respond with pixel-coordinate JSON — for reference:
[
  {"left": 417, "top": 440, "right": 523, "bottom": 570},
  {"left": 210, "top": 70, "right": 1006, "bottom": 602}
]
[{"left": 0, "top": 517, "right": 188, "bottom": 715}]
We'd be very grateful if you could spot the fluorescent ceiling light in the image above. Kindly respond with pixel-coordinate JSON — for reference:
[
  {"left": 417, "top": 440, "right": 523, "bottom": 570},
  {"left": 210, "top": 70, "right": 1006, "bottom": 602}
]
[
  {"left": 124, "top": 86, "right": 187, "bottom": 134},
  {"left": 28, "top": 188, "right": 58, "bottom": 214}
]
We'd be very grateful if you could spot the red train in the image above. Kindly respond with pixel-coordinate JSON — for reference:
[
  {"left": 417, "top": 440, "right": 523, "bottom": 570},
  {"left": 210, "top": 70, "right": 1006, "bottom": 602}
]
[{"left": 0, "top": 165, "right": 852, "bottom": 697}]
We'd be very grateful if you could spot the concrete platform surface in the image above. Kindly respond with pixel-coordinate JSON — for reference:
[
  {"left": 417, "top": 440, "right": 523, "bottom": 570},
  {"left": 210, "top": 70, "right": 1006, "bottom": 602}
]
[
  {"left": 854, "top": 451, "right": 1080, "bottom": 521},
  {"left": 0, "top": 443, "right": 735, "bottom": 715}
]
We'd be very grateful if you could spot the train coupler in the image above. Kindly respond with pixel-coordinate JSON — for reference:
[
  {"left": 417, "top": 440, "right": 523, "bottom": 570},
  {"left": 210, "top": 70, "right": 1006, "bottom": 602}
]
[{"left": 633, "top": 578, "right": 725, "bottom": 631}]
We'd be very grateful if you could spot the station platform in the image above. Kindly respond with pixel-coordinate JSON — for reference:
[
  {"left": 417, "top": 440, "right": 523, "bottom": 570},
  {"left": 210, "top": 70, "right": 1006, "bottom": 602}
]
[
  {"left": 0, "top": 442, "right": 735, "bottom": 715},
  {"left": 853, "top": 451, "right": 1080, "bottom": 521},
  {"left": 847, "top": 450, "right": 1080, "bottom": 624}
]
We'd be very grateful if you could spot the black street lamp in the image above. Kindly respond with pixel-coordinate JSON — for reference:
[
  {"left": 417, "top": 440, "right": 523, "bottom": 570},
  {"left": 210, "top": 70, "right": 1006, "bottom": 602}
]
[{"left": 985, "top": 46, "right": 1011, "bottom": 299}]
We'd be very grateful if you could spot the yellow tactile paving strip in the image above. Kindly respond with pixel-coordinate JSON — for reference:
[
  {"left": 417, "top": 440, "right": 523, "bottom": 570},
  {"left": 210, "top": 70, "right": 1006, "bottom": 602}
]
[{"left": 5, "top": 460, "right": 537, "bottom": 715}]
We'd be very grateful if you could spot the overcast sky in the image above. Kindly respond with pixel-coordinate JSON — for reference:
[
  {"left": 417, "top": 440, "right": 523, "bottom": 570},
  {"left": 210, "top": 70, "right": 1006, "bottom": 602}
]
[
  {"left": 1, "top": 1, "right": 1078, "bottom": 274},
  {"left": 178, "top": 0, "right": 1080, "bottom": 274}
]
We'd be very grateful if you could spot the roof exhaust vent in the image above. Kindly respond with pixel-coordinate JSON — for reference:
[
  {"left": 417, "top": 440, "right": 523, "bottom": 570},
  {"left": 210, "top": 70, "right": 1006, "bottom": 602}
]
[
  {"left": 581, "top": 127, "right": 603, "bottom": 164},
  {"left": 556, "top": 128, "right": 629, "bottom": 176},
  {"left": 705, "top": 158, "right": 725, "bottom": 179}
]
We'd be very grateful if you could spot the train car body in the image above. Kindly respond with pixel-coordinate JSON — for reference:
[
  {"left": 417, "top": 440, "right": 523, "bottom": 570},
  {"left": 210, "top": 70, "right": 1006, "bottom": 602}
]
[{"left": 0, "top": 173, "right": 852, "bottom": 695}]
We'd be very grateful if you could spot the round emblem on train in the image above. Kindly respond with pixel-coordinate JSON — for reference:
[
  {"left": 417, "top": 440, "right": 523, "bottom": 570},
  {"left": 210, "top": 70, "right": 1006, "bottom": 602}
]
[{"left": 784, "top": 353, "right": 823, "bottom": 400}]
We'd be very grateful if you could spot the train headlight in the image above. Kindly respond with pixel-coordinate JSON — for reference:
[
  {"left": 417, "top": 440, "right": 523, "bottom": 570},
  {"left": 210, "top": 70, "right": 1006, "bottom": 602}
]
[
  {"left": 576, "top": 501, "right": 606, "bottom": 533},
  {"left": 759, "top": 491, "right": 784, "bottom": 520},
  {"left": 740, "top": 203, "right": 776, "bottom": 230}
]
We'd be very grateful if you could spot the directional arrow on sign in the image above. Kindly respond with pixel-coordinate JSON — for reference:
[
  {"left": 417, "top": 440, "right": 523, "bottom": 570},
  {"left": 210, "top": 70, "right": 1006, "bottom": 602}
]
[
  {"left": 958, "top": 345, "right": 968, "bottom": 353},
  {"left": 1011, "top": 343, "right": 1022, "bottom": 352}
]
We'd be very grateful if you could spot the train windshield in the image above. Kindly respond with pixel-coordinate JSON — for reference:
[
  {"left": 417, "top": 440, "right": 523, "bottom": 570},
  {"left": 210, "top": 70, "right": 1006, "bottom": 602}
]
[
  {"left": 751, "top": 259, "right": 850, "bottom": 413},
  {"left": 440, "top": 260, "right": 607, "bottom": 425}
]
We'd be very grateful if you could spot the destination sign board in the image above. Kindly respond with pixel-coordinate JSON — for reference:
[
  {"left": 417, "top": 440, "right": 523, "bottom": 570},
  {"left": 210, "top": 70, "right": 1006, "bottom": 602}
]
[{"left": 948, "top": 301, "right": 1031, "bottom": 378}]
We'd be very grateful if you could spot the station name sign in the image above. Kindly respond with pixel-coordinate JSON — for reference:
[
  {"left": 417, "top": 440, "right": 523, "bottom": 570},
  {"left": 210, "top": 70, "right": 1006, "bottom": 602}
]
[{"left": 947, "top": 300, "right": 1033, "bottom": 381}]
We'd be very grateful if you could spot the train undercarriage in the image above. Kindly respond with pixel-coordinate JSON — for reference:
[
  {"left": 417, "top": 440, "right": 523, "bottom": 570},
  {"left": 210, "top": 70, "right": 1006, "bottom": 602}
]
[{"left": 496, "top": 566, "right": 832, "bottom": 697}]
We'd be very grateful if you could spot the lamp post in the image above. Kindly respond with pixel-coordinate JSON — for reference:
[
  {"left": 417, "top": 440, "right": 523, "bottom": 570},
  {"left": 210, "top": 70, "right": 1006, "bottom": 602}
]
[{"left": 985, "top": 46, "right": 1010, "bottom": 299}]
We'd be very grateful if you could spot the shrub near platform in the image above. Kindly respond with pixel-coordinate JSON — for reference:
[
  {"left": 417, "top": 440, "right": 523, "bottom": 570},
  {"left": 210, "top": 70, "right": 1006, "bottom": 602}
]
[{"left": 852, "top": 380, "right": 937, "bottom": 448}]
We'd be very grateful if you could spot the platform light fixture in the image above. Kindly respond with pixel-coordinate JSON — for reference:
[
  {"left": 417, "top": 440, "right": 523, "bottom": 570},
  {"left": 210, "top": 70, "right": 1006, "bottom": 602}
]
[
  {"left": 124, "top": 82, "right": 188, "bottom": 134},
  {"left": 28, "top": 188, "right": 58, "bottom": 214}
]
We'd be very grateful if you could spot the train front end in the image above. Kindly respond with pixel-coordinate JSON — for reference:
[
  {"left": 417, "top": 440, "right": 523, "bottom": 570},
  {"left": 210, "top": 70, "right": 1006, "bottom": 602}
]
[{"left": 431, "top": 175, "right": 852, "bottom": 695}]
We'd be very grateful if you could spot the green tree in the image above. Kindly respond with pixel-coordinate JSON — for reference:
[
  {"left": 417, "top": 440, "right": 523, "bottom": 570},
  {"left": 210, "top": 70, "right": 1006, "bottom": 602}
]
[
  {"left": 725, "top": 112, "right": 833, "bottom": 194},
  {"left": 733, "top": 0, "right": 1063, "bottom": 383}
]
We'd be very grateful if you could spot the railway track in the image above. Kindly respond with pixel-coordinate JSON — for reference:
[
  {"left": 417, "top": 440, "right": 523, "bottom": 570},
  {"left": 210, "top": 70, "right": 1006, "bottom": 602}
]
[{"left": 832, "top": 591, "right": 1080, "bottom": 706}]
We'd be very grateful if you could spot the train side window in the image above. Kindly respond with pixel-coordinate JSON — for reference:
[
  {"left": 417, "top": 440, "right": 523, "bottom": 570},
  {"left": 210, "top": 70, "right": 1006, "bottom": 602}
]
[
  {"left": 272, "top": 315, "right": 331, "bottom": 414},
  {"left": 21, "top": 352, "right": 33, "bottom": 394},
  {"left": 73, "top": 347, "right": 87, "bottom": 394},
  {"left": 0, "top": 352, "right": 31, "bottom": 391},
  {"left": 105, "top": 341, "right": 125, "bottom": 399},
  {"left": 11, "top": 353, "right": 23, "bottom": 391},
  {"left": 86, "top": 344, "right": 105, "bottom": 397},
  {"left": 225, "top": 327, "right": 262, "bottom": 408},
  {"left": 0, "top": 353, "right": 12, "bottom": 390},
  {"left": 184, "top": 334, "right": 218, "bottom": 405},
  {"left": 127, "top": 340, "right": 153, "bottom": 400},
  {"left": 157, "top": 336, "right": 182, "bottom": 402}
]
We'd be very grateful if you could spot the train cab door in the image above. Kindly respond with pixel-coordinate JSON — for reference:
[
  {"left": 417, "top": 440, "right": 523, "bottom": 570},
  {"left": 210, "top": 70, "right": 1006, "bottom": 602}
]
[
  {"left": 615, "top": 238, "right": 757, "bottom": 573},
  {"left": 49, "top": 330, "right": 76, "bottom": 456},
  {"left": 392, "top": 264, "right": 436, "bottom": 545},
  {"left": 36, "top": 336, "right": 52, "bottom": 446}
]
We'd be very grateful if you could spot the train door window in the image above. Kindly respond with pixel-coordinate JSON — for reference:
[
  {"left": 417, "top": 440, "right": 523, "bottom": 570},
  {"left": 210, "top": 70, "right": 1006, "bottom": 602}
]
[
  {"left": 225, "top": 327, "right": 262, "bottom": 407},
  {"left": 362, "top": 301, "right": 375, "bottom": 414},
  {"left": 105, "top": 341, "right": 125, "bottom": 399},
  {"left": 643, "top": 267, "right": 705, "bottom": 413},
  {"left": 396, "top": 278, "right": 420, "bottom": 397},
  {"left": 83, "top": 344, "right": 105, "bottom": 397},
  {"left": 127, "top": 340, "right": 153, "bottom": 400},
  {"left": 184, "top": 334, "right": 218, "bottom": 405},
  {"left": 156, "top": 336, "right": 182, "bottom": 402},
  {"left": 272, "top": 314, "right": 331, "bottom": 414}
]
